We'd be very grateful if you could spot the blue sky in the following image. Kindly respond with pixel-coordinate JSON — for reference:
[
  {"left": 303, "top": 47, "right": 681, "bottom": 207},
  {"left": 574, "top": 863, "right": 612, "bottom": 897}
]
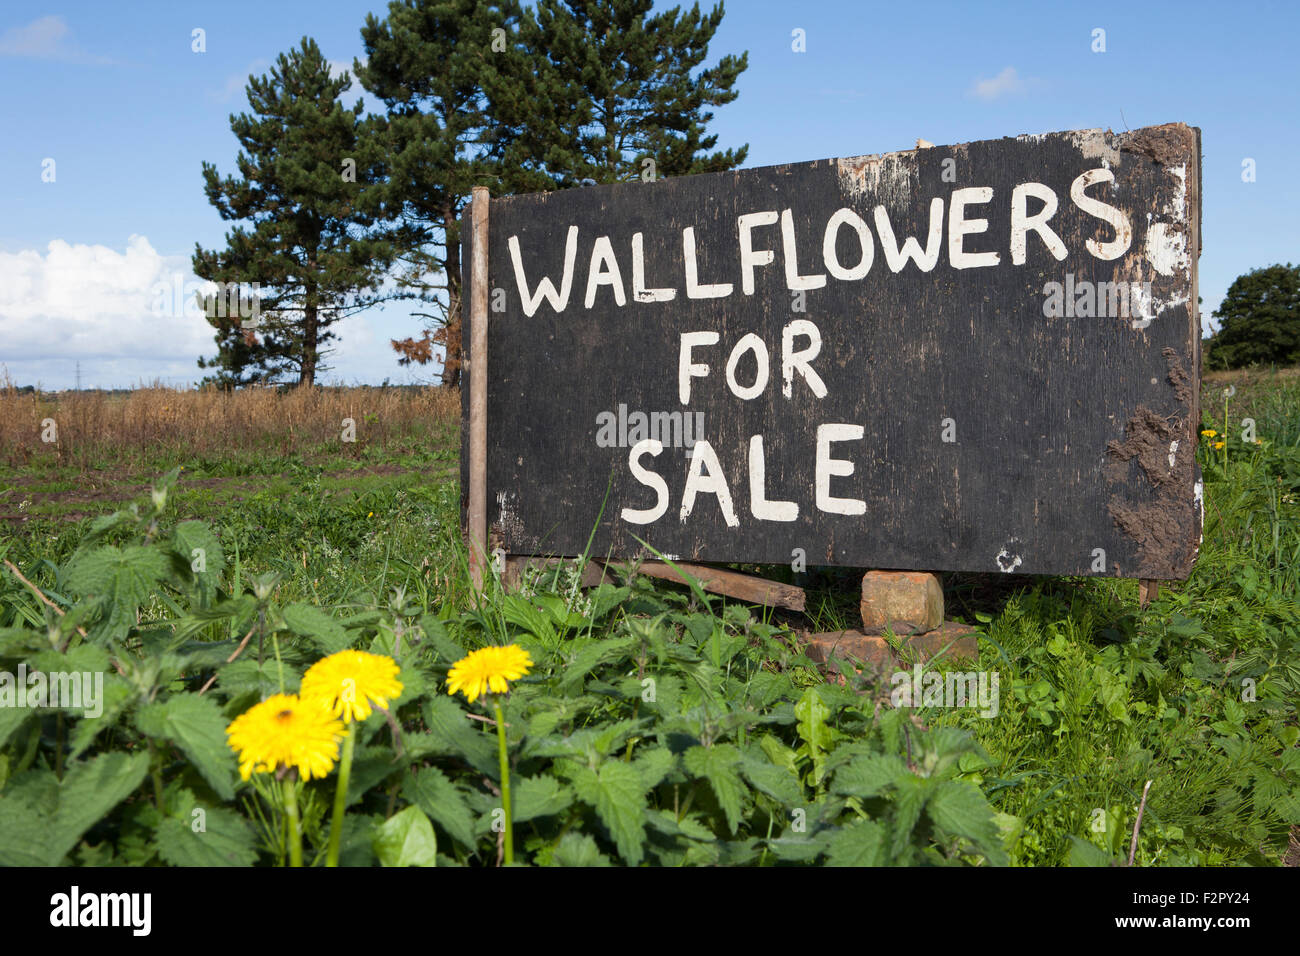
[{"left": 0, "top": 0, "right": 1295, "bottom": 389}]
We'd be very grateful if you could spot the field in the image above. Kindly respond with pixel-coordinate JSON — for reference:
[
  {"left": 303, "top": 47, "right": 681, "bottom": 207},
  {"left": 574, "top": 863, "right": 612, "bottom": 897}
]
[{"left": 0, "top": 371, "right": 1297, "bottom": 866}]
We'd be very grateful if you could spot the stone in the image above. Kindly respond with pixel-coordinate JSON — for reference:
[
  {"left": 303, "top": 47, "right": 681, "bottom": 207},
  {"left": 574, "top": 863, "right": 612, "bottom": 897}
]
[
  {"left": 801, "top": 622, "right": 979, "bottom": 667},
  {"left": 860, "top": 570, "right": 943, "bottom": 634}
]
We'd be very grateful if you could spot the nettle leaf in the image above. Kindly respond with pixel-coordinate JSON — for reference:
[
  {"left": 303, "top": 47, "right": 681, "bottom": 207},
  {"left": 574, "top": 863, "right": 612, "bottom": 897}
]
[
  {"left": 373, "top": 805, "right": 438, "bottom": 867},
  {"left": 402, "top": 767, "right": 477, "bottom": 849},
  {"left": 0, "top": 626, "right": 44, "bottom": 656},
  {"left": 1067, "top": 834, "right": 1116, "bottom": 867},
  {"left": 592, "top": 718, "right": 643, "bottom": 757},
  {"left": 890, "top": 775, "right": 932, "bottom": 859},
  {"left": 83, "top": 509, "right": 137, "bottom": 543},
  {"left": 281, "top": 602, "right": 351, "bottom": 654},
  {"left": 683, "top": 744, "right": 746, "bottom": 834},
  {"left": 345, "top": 745, "right": 401, "bottom": 807},
  {"left": 154, "top": 789, "right": 258, "bottom": 866},
  {"left": 572, "top": 760, "right": 649, "bottom": 866},
  {"left": 46, "top": 751, "right": 151, "bottom": 864},
  {"left": 218, "top": 659, "right": 301, "bottom": 699},
  {"left": 926, "top": 779, "right": 1007, "bottom": 865},
  {"left": 511, "top": 774, "right": 574, "bottom": 823},
  {"left": 65, "top": 545, "right": 170, "bottom": 639},
  {"left": 171, "top": 521, "right": 225, "bottom": 601},
  {"left": 588, "top": 583, "right": 631, "bottom": 622},
  {"left": 418, "top": 614, "right": 465, "bottom": 664},
  {"left": 632, "top": 746, "right": 676, "bottom": 790},
  {"left": 0, "top": 799, "right": 49, "bottom": 866},
  {"left": 740, "top": 750, "right": 803, "bottom": 805},
  {"left": 136, "top": 693, "right": 238, "bottom": 800},
  {"left": 558, "top": 636, "right": 637, "bottom": 693},
  {"left": 795, "top": 686, "right": 834, "bottom": 783},
  {"left": 422, "top": 695, "right": 498, "bottom": 776},
  {"left": 766, "top": 832, "right": 829, "bottom": 863},
  {"left": 832, "top": 753, "right": 910, "bottom": 799},
  {"left": 550, "top": 831, "right": 611, "bottom": 867},
  {"left": 826, "top": 819, "right": 888, "bottom": 866},
  {"left": 0, "top": 707, "right": 31, "bottom": 750},
  {"left": 68, "top": 676, "right": 133, "bottom": 758},
  {"left": 646, "top": 808, "right": 715, "bottom": 843}
]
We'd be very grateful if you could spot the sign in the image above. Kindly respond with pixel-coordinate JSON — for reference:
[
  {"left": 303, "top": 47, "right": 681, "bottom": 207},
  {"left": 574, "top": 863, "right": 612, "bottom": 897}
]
[{"left": 461, "top": 123, "right": 1202, "bottom": 579}]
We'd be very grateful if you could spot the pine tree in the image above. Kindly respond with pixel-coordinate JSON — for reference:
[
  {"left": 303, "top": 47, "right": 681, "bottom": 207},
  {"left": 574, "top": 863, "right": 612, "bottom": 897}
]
[
  {"left": 194, "top": 37, "right": 407, "bottom": 387},
  {"left": 494, "top": 0, "right": 749, "bottom": 186},
  {"left": 1208, "top": 264, "right": 1300, "bottom": 369},
  {"left": 357, "top": 0, "right": 550, "bottom": 388},
  {"left": 359, "top": 0, "right": 749, "bottom": 386}
]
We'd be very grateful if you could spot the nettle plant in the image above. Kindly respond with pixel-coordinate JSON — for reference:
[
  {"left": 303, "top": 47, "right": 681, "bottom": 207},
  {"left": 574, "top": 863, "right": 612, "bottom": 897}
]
[{"left": 0, "top": 470, "right": 1008, "bottom": 866}]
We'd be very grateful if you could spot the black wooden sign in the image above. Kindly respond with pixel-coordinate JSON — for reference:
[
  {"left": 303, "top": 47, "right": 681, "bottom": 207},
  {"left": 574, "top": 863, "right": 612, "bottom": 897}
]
[{"left": 462, "top": 123, "right": 1202, "bottom": 579}]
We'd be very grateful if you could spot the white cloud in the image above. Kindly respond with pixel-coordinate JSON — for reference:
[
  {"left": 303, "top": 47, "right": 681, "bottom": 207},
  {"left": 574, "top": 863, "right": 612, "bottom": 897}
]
[
  {"left": 328, "top": 57, "right": 370, "bottom": 112},
  {"left": 0, "top": 236, "right": 216, "bottom": 387},
  {"left": 0, "top": 236, "right": 425, "bottom": 389},
  {"left": 0, "top": 15, "right": 113, "bottom": 64},
  {"left": 212, "top": 59, "right": 270, "bottom": 104},
  {"left": 969, "top": 66, "right": 1026, "bottom": 101}
]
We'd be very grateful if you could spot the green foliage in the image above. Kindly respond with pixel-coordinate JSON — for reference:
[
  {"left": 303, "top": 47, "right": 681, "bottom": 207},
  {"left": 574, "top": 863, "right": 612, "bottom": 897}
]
[
  {"left": 373, "top": 805, "right": 438, "bottom": 866},
  {"left": 1208, "top": 264, "right": 1300, "bottom": 369},
  {"left": 0, "top": 476, "right": 1004, "bottom": 866},
  {"left": 193, "top": 37, "right": 408, "bottom": 387},
  {"left": 494, "top": 0, "right": 749, "bottom": 186}
]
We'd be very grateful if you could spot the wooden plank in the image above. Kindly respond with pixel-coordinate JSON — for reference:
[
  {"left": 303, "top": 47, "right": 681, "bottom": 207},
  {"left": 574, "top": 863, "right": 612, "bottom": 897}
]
[
  {"left": 601, "top": 559, "right": 806, "bottom": 611},
  {"left": 465, "top": 124, "right": 1202, "bottom": 580},
  {"left": 466, "top": 186, "right": 490, "bottom": 598},
  {"left": 1139, "top": 579, "right": 1160, "bottom": 607},
  {"left": 503, "top": 555, "right": 610, "bottom": 592}
]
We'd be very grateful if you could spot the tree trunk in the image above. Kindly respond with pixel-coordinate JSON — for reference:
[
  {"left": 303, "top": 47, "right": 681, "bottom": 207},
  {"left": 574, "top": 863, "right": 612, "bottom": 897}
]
[
  {"left": 300, "top": 280, "right": 319, "bottom": 387},
  {"left": 441, "top": 205, "right": 463, "bottom": 388}
]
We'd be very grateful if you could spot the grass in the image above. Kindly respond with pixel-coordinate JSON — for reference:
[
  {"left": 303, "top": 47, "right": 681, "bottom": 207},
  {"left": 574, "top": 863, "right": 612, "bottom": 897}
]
[{"left": 1, "top": 368, "right": 1297, "bottom": 866}]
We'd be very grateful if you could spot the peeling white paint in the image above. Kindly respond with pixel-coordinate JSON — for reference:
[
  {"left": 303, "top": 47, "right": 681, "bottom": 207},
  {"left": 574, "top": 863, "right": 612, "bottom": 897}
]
[
  {"left": 1168, "top": 440, "right": 1180, "bottom": 469},
  {"left": 996, "top": 549, "right": 1022, "bottom": 573},
  {"left": 836, "top": 149, "right": 917, "bottom": 204},
  {"left": 1145, "top": 221, "right": 1188, "bottom": 277},
  {"left": 1071, "top": 128, "right": 1121, "bottom": 167},
  {"left": 1166, "top": 164, "right": 1187, "bottom": 222},
  {"left": 1194, "top": 479, "right": 1204, "bottom": 556}
]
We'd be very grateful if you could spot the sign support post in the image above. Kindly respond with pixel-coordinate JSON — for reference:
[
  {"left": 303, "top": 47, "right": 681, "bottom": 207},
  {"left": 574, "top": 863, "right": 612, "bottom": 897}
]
[{"left": 467, "top": 185, "right": 490, "bottom": 599}]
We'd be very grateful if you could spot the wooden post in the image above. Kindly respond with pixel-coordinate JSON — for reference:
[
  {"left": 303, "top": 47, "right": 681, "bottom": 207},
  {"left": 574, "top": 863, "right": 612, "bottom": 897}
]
[
  {"left": 1139, "top": 579, "right": 1160, "bottom": 608},
  {"left": 467, "top": 186, "right": 490, "bottom": 598}
]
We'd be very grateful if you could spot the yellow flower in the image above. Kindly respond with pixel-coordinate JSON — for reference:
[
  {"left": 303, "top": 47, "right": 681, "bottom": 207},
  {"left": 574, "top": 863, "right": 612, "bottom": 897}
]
[
  {"left": 447, "top": 644, "right": 533, "bottom": 703},
  {"left": 1214, "top": 441, "right": 1225, "bottom": 450},
  {"left": 1201, "top": 429, "right": 1217, "bottom": 438},
  {"left": 367, "top": 512, "right": 374, "bottom": 517},
  {"left": 300, "top": 650, "right": 403, "bottom": 724},
  {"left": 226, "top": 693, "right": 343, "bottom": 782}
]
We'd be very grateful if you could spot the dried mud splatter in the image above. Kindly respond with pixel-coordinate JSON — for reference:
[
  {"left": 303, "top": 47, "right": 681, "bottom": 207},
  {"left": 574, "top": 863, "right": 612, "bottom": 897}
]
[{"left": 1104, "top": 349, "right": 1200, "bottom": 578}]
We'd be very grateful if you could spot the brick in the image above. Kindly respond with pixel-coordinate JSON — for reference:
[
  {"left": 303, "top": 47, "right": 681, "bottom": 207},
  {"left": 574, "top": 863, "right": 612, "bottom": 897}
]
[
  {"left": 860, "top": 570, "right": 943, "bottom": 634},
  {"left": 801, "top": 622, "right": 979, "bottom": 667}
]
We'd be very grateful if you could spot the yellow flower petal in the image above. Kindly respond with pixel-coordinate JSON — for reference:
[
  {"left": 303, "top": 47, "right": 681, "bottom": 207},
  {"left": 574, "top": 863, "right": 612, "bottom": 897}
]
[
  {"left": 447, "top": 645, "right": 533, "bottom": 703},
  {"left": 226, "top": 693, "right": 343, "bottom": 781},
  {"left": 300, "top": 650, "right": 404, "bottom": 724}
]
